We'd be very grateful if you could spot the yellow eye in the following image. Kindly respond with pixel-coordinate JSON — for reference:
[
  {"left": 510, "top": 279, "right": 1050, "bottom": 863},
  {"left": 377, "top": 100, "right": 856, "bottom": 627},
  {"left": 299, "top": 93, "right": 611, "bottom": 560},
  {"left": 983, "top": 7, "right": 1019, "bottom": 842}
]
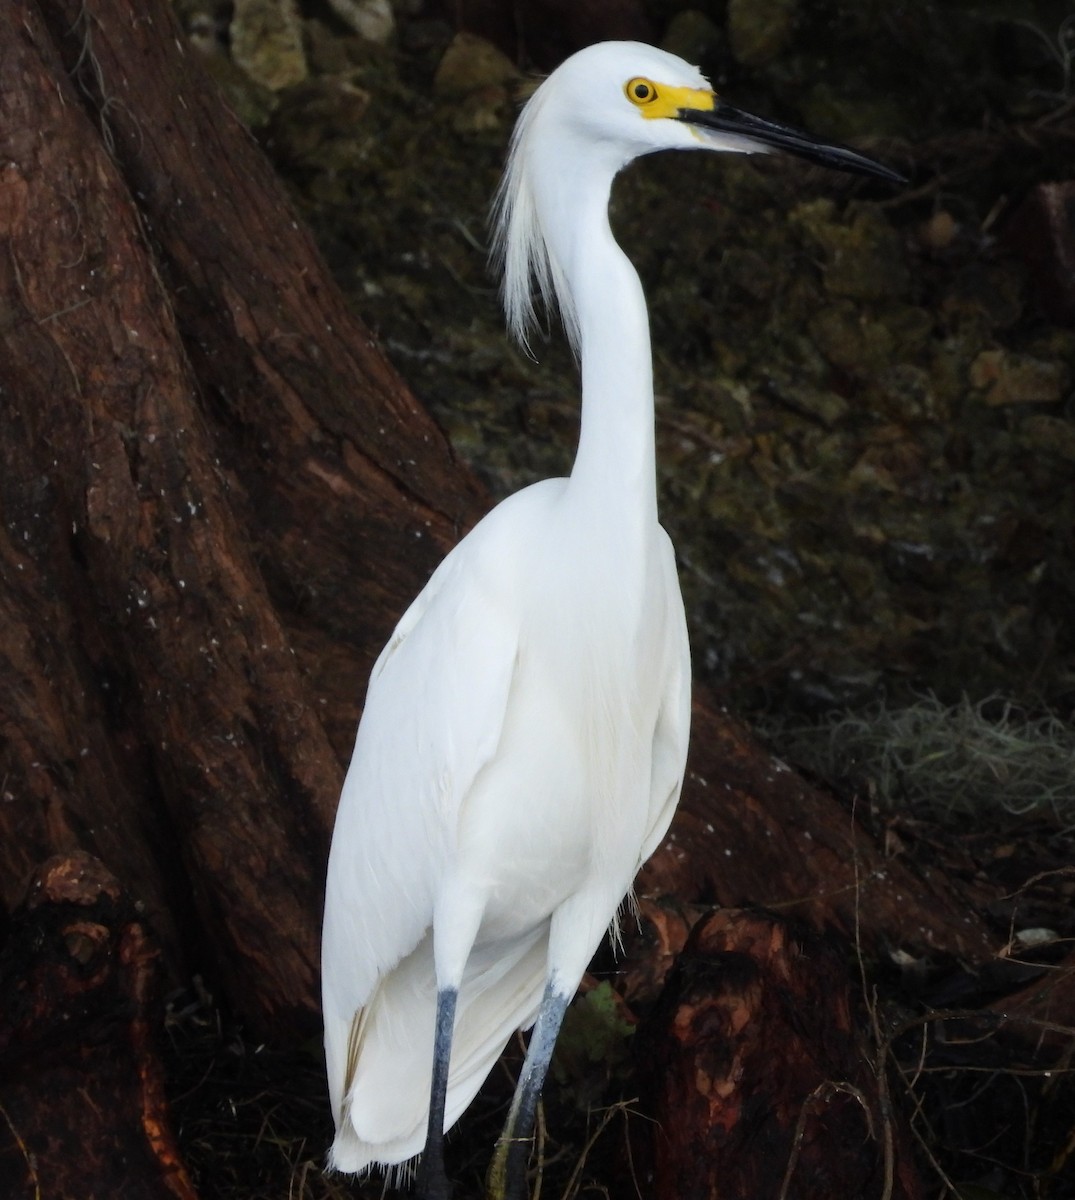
[{"left": 625, "top": 78, "right": 658, "bottom": 106}]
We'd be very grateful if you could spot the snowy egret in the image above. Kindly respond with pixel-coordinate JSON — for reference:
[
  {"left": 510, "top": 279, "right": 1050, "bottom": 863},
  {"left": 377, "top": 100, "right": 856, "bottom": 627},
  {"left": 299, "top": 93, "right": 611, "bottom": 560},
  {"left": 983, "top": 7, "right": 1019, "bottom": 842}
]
[{"left": 322, "top": 40, "right": 902, "bottom": 1200}]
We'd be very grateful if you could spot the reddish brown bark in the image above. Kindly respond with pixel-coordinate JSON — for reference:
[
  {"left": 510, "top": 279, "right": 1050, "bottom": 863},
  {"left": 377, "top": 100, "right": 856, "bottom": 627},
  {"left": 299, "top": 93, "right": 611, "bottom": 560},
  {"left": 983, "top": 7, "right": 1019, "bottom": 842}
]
[
  {"left": 0, "top": 0, "right": 484, "bottom": 1039},
  {"left": 636, "top": 909, "right": 927, "bottom": 1200},
  {"left": 629, "top": 698, "right": 995, "bottom": 1007},
  {"left": 989, "top": 948, "right": 1075, "bottom": 1052},
  {"left": 0, "top": 853, "right": 196, "bottom": 1200},
  {"left": 1003, "top": 181, "right": 1075, "bottom": 327}
]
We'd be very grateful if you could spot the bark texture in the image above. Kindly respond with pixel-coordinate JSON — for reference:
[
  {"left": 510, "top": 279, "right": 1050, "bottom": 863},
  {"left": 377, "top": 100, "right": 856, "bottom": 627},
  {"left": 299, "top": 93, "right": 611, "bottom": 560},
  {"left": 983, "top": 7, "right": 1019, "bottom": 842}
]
[
  {"left": 636, "top": 909, "right": 926, "bottom": 1200},
  {"left": 0, "top": 853, "right": 197, "bottom": 1200},
  {"left": 0, "top": 0, "right": 483, "bottom": 1038},
  {"left": 629, "top": 696, "right": 995, "bottom": 1001}
]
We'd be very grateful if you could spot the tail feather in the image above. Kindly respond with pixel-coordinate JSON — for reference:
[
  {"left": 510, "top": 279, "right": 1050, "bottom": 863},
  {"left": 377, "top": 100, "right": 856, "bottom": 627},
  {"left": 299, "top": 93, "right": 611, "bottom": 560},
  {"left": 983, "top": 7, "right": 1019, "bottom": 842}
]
[{"left": 327, "top": 927, "right": 549, "bottom": 1174}]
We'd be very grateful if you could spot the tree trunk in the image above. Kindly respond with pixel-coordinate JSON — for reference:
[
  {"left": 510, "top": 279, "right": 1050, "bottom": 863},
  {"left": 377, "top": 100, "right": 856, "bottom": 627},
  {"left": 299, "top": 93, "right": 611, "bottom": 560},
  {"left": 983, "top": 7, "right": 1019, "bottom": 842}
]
[
  {"left": 0, "top": 0, "right": 484, "bottom": 1040},
  {"left": 636, "top": 909, "right": 927, "bottom": 1200},
  {"left": 0, "top": 853, "right": 198, "bottom": 1200}
]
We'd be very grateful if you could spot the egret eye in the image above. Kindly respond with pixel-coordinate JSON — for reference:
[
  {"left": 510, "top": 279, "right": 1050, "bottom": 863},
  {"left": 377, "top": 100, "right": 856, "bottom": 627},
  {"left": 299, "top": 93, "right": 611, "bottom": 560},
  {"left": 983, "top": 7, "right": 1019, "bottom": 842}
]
[{"left": 625, "top": 78, "right": 658, "bottom": 106}]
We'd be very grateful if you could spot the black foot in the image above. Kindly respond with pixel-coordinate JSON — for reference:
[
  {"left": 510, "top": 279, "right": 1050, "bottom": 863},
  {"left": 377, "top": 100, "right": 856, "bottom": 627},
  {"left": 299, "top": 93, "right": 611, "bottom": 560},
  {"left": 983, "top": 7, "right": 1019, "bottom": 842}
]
[{"left": 416, "top": 1158, "right": 453, "bottom": 1200}]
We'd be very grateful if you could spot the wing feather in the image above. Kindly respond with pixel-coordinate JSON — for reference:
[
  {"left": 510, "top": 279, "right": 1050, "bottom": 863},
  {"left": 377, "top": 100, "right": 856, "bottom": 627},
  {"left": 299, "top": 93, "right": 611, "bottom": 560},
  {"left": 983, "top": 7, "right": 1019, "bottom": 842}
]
[
  {"left": 639, "top": 531, "right": 691, "bottom": 865},
  {"left": 322, "top": 524, "right": 524, "bottom": 1132}
]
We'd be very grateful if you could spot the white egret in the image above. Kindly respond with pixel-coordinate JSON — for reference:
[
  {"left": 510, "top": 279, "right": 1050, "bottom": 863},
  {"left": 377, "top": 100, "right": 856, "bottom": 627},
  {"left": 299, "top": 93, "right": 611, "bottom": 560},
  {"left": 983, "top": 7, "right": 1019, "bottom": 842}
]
[{"left": 322, "top": 39, "right": 901, "bottom": 1200}]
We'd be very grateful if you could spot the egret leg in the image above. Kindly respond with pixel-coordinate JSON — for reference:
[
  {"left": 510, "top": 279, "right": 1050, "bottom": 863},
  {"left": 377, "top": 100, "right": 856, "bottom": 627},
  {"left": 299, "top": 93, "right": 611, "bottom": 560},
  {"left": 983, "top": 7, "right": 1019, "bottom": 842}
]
[
  {"left": 486, "top": 982, "right": 571, "bottom": 1200},
  {"left": 416, "top": 986, "right": 457, "bottom": 1200}
]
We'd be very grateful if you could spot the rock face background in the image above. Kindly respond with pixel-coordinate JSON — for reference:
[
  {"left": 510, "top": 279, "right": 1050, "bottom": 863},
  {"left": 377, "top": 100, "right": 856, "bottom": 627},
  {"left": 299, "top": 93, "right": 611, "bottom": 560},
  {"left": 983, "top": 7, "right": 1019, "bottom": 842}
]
[{"left": 203, "top": 0, "right": 1075, "bottom": 722}]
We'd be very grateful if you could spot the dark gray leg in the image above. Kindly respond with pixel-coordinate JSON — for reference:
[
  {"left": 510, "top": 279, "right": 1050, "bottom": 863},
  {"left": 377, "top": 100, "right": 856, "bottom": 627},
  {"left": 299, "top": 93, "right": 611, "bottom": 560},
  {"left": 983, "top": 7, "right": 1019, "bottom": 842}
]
[
  {"left": 416, "top": 987, "right": 457, "bottom": 1200},
  {"left": 486, "top": 983, "right": 571, "bottom": 1200}
]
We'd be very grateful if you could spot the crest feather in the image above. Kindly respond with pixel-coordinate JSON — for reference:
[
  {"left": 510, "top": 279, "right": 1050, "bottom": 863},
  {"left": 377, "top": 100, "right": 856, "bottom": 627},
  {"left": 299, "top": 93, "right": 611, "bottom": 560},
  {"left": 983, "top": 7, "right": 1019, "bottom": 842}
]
[{"left": 489, "top": 82, "right": 582, "bottom": 356}]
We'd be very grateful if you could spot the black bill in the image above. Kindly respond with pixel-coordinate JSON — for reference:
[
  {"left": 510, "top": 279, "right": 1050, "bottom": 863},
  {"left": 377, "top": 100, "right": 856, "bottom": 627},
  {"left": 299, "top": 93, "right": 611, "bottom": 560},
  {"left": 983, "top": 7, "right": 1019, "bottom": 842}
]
[{"left": 679, "top": 100, "right": 906, "bottom": 185}]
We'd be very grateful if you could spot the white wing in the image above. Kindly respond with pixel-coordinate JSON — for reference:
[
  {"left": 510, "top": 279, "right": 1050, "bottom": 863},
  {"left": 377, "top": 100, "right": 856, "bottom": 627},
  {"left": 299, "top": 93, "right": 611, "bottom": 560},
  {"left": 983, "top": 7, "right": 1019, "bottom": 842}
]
[
  {"left": 321, "top": 512, "right": 524, "bottom": 1139},
  {"left": 639, "top": 529, "right": 692, "bottom": 865},
  {"left": 322, "top": 484, "right": 573, "bottom": 1163}
]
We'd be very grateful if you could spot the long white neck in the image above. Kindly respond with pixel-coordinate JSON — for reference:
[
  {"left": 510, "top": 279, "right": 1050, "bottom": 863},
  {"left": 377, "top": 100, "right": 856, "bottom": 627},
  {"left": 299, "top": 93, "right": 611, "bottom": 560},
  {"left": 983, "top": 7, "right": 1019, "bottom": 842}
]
[
  {"left": 539, "top": 163, "right": 658, "bottom": 528},
  {"left": 495, "top": 100, "right": 661, "bottom": 534},
  {"left": 571, "top": 208, "right": 657, "bottom": 523}
]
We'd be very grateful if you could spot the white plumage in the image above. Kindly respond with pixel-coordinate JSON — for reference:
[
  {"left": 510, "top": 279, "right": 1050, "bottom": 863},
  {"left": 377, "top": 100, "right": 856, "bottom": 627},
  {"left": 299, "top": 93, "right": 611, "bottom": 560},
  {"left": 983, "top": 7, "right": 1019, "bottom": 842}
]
[
  {"left": 321, "top": 39, "right": 901, "bottom": 1199},
  {"left": 323, "top": 474, "right": 689, "bottom": 1168}
]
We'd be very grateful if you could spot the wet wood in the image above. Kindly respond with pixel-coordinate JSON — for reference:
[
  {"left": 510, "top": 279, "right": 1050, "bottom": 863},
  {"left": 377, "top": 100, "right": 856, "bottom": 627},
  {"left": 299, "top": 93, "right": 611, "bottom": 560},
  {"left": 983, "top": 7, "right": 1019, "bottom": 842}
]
[
  {"left": 1003, "top": 181, "right": 1075, "bottom": 327},
  {"left": 0, "top": 0, "right": 483, "bottom": 1038},
  {"left": 635, "top": 908, "right": 927, "bottom": 1200},
  {"left": 989, "top": 948, "right": 1075, "bottom": 1053},
  {"left": 0, "top": 853, "right": 197, "bottom": 1200},
  {"left": 627, "top": 698, "right": 996, "bottom": 1007}
]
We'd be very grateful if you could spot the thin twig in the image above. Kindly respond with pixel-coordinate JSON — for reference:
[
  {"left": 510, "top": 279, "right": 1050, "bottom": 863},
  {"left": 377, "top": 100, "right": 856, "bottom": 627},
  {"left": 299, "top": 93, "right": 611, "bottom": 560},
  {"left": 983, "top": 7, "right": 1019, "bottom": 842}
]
[
  {"left": 0, "top": 1103, "right": 41, "bottom": 1200},
  {"left": 776, "top": 1081, "right": 876, "bottom": 1200}
]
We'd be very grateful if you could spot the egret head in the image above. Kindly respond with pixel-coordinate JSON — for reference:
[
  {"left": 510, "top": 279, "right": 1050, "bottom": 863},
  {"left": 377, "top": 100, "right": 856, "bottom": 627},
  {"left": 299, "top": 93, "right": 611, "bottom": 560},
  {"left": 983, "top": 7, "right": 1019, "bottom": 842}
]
[
  {"left": 492, "top": 41, "right": 903, "bottom": 349},
  {"left": 515, "top": 42, "right": 719, "bottom": 161}
]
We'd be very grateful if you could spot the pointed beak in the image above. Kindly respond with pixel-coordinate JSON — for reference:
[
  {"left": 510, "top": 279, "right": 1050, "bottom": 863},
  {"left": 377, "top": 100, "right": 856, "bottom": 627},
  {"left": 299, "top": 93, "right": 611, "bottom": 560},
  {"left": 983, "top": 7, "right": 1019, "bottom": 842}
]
[{"left": 678, "top": 99, "right": 906, "bottom": 186}]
